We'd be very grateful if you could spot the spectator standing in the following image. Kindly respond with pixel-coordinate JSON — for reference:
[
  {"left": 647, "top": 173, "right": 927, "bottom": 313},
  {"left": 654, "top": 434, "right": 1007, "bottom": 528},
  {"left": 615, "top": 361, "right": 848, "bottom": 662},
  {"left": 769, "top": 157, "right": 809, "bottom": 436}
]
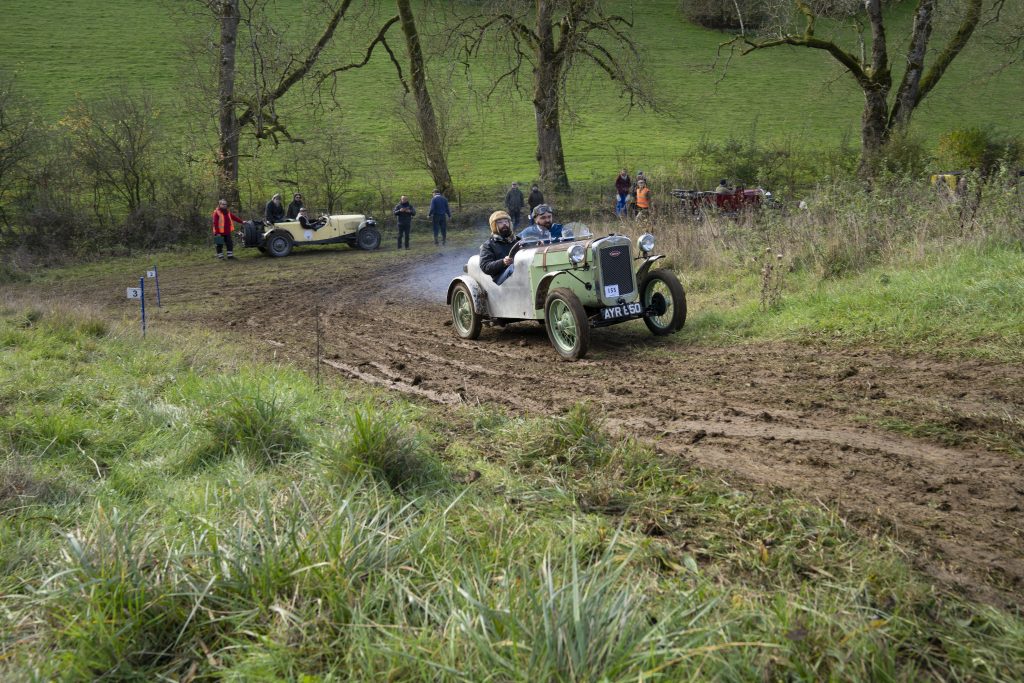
[
  {"left": 428, "top": 189, "right": 451, "bottom": 246},
  {"left": 504, "top": 182, "right": 525, "bottom": 227},
  {"left": 614, "top": 169, "right": 630, "bottom": 218},
  {"left": 634, "top": 178, "right": 652, "bottom": 217},
  {"left": 286, "top": 192, "right": 303, "bottom": 219},
  {"left": 265, "top": 193, "right": 285, "bottom": 223},
  {"left": 527, "top": 184, "right": 545, "bottom": 223},
  {"left": 393, "top": 194, "right": 416, "bottom": 249},
  {"left": 211, "top": 198, "right": 243, "bottom": 260}
]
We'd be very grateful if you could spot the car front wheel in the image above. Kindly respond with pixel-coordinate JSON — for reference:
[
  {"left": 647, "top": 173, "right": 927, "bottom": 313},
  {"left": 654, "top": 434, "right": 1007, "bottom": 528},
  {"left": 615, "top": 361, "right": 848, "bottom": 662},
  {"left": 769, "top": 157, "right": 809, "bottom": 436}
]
[
  {"left": 450, "top": 282, "right": 481, "bottom": 340},
  {"left": 640, "top": 269, "right": 686, "bottom": 335},
  {"left": 266, "top": 232, "right": 293, "bottom": 258},
  {"left": 544, "top": 288, "right": 590, "bottom": 361}
]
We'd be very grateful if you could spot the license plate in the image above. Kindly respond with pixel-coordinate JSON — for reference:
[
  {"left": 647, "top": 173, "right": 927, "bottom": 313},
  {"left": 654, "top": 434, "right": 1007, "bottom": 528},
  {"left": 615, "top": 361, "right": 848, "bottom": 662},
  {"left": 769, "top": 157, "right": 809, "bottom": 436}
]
[{"left": 600, "top": 302, "right": 642, "bottom": 321}]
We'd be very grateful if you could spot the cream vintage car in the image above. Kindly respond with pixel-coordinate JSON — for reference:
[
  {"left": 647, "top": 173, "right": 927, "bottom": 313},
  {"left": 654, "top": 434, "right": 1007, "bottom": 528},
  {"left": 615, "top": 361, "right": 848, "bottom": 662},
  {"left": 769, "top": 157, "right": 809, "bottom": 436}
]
[{"left": 241, "top": 214, "right": 381, "bottom": 257}]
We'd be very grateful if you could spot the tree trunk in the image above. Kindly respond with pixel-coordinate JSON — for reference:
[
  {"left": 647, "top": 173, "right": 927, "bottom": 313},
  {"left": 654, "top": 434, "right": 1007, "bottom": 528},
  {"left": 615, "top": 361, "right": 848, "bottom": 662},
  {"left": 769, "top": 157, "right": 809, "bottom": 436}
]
[
  {"left": 860, "top": 85, "right": 891, "bottom": 173},
  {"left": 533, "top": 1, "right": 569, "bottom": 193},
  {"left": 216, "top": 0, "right": 241, "bottom": 205},
  {"left": 396, "top": 0, "right": 453, "bottom": 196},
  {"left": 889, "top": 0, "right": 935, "bottom": 131}
]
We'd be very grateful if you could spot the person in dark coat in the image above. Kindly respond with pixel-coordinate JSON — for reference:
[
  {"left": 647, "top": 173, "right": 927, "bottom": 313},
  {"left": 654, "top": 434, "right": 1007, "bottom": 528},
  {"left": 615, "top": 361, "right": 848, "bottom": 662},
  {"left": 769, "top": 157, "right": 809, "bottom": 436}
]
[
  {"left": 527, "top": 184, "right": 544, "bottom": 223},
  {"left": 393, "top": 195, "right": 416, "bottom": 249},
  {"left": 297, "top": 207, "right": 325, "bottom": 231},
  {"left": 286, "top": 193, "right": 303, "bottom": 219},
  {"left": 614, "top": 169, "right": 630, "bottom": 217},
  {"left": 504, "top": 182, "right": 525, "bottom": 227},
  {"left": 479, "top": 210, "right": 519, "bottom": 285},
  {"left": 428, "top": 189, "right": 451, "bottom": 246},
  {"left": 265, "top": 193, "right": 286, "bottom": 223}
]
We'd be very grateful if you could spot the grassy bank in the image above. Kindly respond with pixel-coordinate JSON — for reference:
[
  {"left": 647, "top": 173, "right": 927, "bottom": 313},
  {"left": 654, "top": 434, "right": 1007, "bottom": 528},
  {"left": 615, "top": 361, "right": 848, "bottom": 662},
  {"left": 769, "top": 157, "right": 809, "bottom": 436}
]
[{"left": 1, "top": 306, "right": 1022, "bottom": 680}]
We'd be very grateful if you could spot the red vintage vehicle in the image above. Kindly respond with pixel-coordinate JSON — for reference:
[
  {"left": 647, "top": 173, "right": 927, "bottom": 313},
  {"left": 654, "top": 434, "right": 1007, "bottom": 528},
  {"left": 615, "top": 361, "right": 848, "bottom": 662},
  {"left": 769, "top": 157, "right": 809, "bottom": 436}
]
[{"left": 670, "top": 183, "right": 775, "bottom": 218}]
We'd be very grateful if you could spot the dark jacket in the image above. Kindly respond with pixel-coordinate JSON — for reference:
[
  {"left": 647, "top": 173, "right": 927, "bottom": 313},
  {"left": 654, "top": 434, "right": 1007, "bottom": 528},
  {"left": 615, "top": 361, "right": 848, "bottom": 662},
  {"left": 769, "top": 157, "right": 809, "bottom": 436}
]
[
  {"left": 528, "top": 188, "right": 544, "bottom": 212},
  {"left": 286, "top": 200, "right": 303, "bottom": 219},
  {"left": 505, "top": 187, "right": 524, "bottom": 212},
  {"left": 479, "top": 235, "right": 519, "bottom": 283},
  {"left": 299, "top": 215, "right": 325, "bottom": 231},
  {"left": 265, "top": 199, "right": 286, "bottom": 223},
  {"left": 428, "top": 194, "right": 451, "bottom": 219},
  {"left": 615, "top": 174, "right": 630, "bottom": 195},
  {"left": 393, "top": 201, "right": 416, "bottom": 227}
]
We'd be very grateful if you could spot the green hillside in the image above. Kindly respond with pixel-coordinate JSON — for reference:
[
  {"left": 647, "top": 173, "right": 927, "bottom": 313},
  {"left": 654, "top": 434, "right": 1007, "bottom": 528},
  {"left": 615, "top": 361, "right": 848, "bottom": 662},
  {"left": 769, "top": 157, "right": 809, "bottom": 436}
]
[{"left": 3, "top": 0, "right": 1022, "bottom": 192}]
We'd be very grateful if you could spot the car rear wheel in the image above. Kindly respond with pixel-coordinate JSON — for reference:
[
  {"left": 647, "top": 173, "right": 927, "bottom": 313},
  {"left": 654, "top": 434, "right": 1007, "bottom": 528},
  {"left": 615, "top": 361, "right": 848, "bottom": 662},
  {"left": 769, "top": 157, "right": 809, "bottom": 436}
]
[
  {"left": 450, "top": 282, "right": 481, "bottom": 340},
  {"left": 242, "top": 221, "right": 263, "bottom": 248},
  {"left": 357, "top": 227, "right": 381, "bottom": 251},
  {"left": 544, "top": 288, "right": 590, "bottom": 361},
  {"left": 266, "top": 232, "right": 292, "bottom": 258},
  {"left": 641, "top": 269, "right": 686, "bottom": 335}
]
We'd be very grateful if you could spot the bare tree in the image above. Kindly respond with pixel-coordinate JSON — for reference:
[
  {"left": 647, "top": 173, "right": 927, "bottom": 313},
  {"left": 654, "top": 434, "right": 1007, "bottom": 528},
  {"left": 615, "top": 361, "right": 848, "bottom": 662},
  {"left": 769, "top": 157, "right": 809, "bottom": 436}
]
[
  {"left": 196, "top": 0, "right": 389, "bottom": 204},
  {"left": 62, "top": 93, "right": 161, "bottom": 215},
  {"left": 396, "top": 0, "right": 455, "bottom": 196},
  {"left": 0, "top": 74, "right": 38, "bottom": 229},
  {"left": 461, "top": 0, "right": 653, "bottom": 192},
  {"left": 729, "top": 0, "right": 988, "bottom": 173}
]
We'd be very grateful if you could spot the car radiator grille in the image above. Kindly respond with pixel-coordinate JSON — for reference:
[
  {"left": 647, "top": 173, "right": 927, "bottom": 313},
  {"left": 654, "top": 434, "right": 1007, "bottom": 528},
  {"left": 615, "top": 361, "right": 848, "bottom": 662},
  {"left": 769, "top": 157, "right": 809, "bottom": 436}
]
[{"left": 598, "top": 244, "right": 635, "bottom": 296}]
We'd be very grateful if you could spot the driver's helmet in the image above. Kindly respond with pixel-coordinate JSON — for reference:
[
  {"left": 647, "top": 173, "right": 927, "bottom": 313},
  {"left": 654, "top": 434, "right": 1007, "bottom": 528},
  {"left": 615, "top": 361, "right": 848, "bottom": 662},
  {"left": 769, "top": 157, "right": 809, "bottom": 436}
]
[{"left": 518, "top": 225, "right": 546, "bottom": 242}]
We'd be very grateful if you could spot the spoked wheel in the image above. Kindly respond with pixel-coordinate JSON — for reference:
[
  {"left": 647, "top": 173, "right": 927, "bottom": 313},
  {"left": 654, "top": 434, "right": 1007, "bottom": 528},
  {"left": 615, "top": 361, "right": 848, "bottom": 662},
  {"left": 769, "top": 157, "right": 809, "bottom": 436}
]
[
  {"left": 357, "top": 228, "right": 382, "bottom": 250},
  {"left": 450, "top": 282, "right": 481, "bottom": 340},
  {"left": 266, "top": 232, "right": 293, "bottom": 258},
  {"left": 640, "top": 269, "right": 686, "bottom": 335},
  {"left": 544, "top": 288, "right": 590, "bottom": 361}
]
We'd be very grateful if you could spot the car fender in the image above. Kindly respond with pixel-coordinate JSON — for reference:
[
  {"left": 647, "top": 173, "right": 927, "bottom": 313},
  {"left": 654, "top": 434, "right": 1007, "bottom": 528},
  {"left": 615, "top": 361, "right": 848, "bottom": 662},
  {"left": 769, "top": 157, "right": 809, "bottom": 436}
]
[
  {"left": 534, "top": 270, "right": 571, "bottom": 311},
  {"left": 636, "top": 254, "right": 665, "bottom": 282},
  {"left": 447, "top": 276, "right": 486, "bottom": 315}
]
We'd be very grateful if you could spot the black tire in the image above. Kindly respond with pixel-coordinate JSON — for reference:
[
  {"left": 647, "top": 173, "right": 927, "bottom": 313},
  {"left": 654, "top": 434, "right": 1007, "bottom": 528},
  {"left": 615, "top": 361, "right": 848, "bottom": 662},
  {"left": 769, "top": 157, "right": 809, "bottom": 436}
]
[
  {"left": 640, "top": 269, "right": 686, "bottom": 335},
  {"left": 357, "top": 227, "right": 381, "bottom": 251},
  {"left": 544, "top": 288, "right": 590, "bottom": 361},
  {"left": 242, "top": 221, "right": 263, "bottom": 248},
  {"left": 266, "top": 232, "right": 293, "bottom": 258},
  {"left": 450, "top": 282, "right": 482, "bottom": 340}
]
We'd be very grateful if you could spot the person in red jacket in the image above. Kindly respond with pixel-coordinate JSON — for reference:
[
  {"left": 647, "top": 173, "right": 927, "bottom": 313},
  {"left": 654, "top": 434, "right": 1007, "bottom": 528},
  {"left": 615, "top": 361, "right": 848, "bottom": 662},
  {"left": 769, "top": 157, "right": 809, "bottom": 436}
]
[{"left": 211, "top": 198, "right": 244, "bottom": 259}]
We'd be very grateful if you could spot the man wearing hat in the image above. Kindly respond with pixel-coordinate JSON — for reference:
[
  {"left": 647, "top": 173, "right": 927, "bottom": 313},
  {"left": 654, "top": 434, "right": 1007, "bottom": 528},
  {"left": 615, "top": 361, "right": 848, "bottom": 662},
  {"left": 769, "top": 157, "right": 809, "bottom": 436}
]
[
  {"left": 480, "top": 210, "right": 519, "bottom": 285},
  {"left": 428, "top": 188, "right": 452, "bottom": 246},
  {"left": 504, "top": 182, "right": 525, "bottom": 227}
]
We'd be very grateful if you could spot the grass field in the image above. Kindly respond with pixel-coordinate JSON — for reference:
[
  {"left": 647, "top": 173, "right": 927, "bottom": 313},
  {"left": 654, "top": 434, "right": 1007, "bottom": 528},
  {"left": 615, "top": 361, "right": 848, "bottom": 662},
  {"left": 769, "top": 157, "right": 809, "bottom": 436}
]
[
  {"left": 2, "top": 306, "right": 1023, "bottom": 679},
  {"left": 3, "top": 0, "right": 1023, "bottom": 195}
]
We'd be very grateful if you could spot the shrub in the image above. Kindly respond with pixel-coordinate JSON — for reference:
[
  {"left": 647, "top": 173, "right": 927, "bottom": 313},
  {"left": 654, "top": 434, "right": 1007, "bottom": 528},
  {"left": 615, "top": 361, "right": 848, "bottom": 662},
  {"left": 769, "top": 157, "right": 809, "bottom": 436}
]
[
  {"left": 679, "top": 0, "right": 769, "bottom": 31},
  {"left": 936, "top": 127, "right": 1024, "bottom": 178}
]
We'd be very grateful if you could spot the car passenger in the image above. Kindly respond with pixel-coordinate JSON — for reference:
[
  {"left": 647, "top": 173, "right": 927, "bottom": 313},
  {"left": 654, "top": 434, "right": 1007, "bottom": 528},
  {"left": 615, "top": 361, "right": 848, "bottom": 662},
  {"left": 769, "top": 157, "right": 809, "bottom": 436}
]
[
  {"left": 297, "top": 207, "right": 326, "bottom": 231},
  {"left": 520, "top": 203, "right": 563, "bottom": 241},
  {"left": 286, "top": 193, "right": 303, "bottom": 219},
  {"left": 480, "top": 210, "right": 519, "bottom": 285},
  {"left": 265, "top": 193, "right": 286, "bottom": 223},
  {"left": 715, "top": 179, "right": 734, "bottom": 195}
]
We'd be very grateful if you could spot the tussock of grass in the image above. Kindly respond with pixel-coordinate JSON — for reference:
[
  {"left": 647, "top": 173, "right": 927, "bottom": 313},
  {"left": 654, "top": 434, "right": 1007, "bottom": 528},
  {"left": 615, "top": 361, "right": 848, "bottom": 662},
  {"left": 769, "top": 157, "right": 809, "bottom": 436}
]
[
  {"left": 336, "top": 402, "right": 446, "bottom": 491},
  {"left": 188, "top": 376, "right": 309, "bottom": 470}
]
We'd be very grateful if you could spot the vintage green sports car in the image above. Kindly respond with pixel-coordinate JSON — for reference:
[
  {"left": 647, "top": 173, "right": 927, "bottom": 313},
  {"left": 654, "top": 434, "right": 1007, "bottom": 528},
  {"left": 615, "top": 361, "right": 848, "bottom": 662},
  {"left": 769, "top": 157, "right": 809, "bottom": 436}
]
[
  {"left": 446, "top": 226, "right": 686, "bottom": 360},
  {"left": 240, "top": 214, "right": 381, "bottom": 257}
]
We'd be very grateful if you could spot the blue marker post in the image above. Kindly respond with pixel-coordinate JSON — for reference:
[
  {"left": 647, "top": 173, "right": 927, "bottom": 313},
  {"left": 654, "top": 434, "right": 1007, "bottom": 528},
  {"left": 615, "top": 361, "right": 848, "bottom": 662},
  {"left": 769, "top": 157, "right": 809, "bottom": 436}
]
[
  {"left": 139, "top": 276, "right": 147, "bottom": 337},
  {"left": 151, "top": 265, "right": 161, "bottom": 307}
]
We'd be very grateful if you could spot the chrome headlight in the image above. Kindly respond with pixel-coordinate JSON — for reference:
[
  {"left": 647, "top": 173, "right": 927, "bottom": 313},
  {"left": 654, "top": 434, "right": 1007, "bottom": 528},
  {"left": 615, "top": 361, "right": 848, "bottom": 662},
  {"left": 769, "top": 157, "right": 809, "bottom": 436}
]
[
  {"left": 638, "top": 233, "right": 655, "bottom": 254},
  {"left": 568, "top": 244, "right": 586, "bottom": 265}
]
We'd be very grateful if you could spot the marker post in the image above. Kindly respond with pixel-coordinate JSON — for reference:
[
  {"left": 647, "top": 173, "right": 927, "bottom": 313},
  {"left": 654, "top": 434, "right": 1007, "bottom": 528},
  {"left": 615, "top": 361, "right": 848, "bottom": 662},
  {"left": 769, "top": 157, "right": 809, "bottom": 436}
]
[
  {"left": 147, "top": 266, "right": 161, "bottom": 307},
  {"left": 139, "top": 277, "right": 147, "bottom": 337}
]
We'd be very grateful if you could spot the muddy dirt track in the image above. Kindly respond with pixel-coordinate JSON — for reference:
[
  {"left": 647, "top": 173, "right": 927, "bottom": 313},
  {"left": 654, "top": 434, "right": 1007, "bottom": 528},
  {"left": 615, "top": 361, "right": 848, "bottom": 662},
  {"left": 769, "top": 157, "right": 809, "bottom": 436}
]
[{"left": 17, "top": 235, "right": 1024, "bottom": 606}]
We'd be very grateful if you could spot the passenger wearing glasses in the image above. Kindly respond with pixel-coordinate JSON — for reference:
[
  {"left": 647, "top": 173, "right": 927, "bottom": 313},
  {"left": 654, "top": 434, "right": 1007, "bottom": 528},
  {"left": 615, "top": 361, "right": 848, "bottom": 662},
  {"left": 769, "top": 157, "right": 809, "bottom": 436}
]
[{"left": 286, "top": 193, "right": 304, "bottom": 220}]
